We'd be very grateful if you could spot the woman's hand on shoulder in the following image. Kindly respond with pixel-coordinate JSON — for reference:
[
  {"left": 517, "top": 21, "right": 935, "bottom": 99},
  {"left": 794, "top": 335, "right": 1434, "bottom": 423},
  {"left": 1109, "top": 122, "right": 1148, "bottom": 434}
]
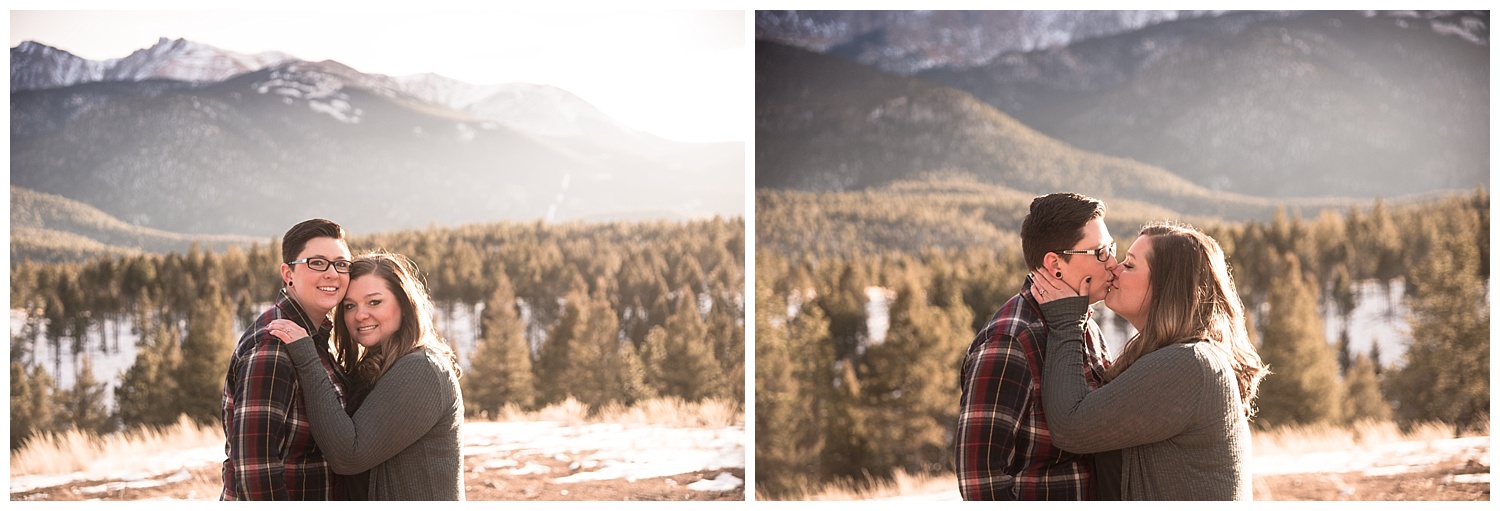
[{"left": 266, "top": 319, "right": 309, "bottom": 344}]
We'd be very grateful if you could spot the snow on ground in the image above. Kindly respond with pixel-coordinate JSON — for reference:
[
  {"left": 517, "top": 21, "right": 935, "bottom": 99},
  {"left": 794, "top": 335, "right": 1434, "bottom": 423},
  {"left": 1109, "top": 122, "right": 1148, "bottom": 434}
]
[
  {"left": 1250, "top": 436, "right": 1489, "bottom": 479},
  {"left": 10, "top": 421, "right": 744, "bottom": 494},
  {"left": 463, "top": 420, "right": 743, "bottom": 486}
]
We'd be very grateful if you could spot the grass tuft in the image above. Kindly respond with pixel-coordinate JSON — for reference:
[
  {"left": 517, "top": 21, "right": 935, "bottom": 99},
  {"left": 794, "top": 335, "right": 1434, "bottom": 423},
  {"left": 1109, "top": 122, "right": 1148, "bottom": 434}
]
[{"left": 11, "top": 415, "right": 223, "bottom": 477}]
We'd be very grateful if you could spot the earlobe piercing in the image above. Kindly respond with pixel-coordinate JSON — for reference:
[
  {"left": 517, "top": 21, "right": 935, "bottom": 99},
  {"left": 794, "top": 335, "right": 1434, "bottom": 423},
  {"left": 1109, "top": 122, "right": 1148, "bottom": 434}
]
[{"left": 1055, "top": 271, "right": 1062, "bottom": 278}]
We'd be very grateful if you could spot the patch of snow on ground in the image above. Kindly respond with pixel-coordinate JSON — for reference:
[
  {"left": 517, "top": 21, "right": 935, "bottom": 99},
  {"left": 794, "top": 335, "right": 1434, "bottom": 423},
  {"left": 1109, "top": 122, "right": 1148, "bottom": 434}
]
[
  {"left": 1250, "top": 436, "right": 1489, "bottom": 477},
  {"left": 687, "top": 472, "right": 744, "bottom": 491},
  {"left": 462, "top": 421, "right": 743, "bottom": 486}
]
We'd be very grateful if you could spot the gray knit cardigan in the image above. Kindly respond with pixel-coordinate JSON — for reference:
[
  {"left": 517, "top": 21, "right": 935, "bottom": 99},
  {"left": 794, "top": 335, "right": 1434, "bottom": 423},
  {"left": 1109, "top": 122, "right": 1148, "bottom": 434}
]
[
  {"left": 1040, "top": 296, "right": 1252, "bottom": 500},
  {"left": 288, "top": 339, "right": 465, "bottom": 500}
]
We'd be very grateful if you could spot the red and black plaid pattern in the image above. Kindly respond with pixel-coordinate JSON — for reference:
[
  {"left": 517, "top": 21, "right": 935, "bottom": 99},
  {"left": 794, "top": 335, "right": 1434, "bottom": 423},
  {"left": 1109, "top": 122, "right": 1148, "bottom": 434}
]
[
  {"left": 220, "top": 292, "right": 349, "bottom": 500},
  {"left": 955, "top": 278, "right": 1111, "bottom": 500}
]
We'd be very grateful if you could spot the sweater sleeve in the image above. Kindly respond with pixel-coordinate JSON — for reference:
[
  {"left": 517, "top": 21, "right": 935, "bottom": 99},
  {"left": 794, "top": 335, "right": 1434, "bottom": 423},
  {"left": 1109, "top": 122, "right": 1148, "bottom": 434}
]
[
  {"left": 1037, "top": 296, "right": 1205, "bottom": 453},
  {"left": 286, "top": 340, "right": 448, "bottom": 475}
]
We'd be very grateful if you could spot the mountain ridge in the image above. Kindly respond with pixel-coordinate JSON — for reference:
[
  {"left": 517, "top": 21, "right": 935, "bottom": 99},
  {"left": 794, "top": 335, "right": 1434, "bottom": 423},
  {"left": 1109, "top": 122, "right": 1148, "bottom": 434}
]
[
  {"left": 10, "top": 39, "right": 744, "bottom": 241},
  {"left": 755, "top": 39, "right": 1356, "bottom": 222},
  {"left": 755, "top": 10, "right": 1487, "bottom": 205}
]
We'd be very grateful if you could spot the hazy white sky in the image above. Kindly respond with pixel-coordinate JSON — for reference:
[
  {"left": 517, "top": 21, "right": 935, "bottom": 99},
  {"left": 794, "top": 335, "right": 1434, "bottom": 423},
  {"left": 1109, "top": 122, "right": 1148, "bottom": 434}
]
[{"left": 8, "top": 8, "right": 748, "bottom": 143}]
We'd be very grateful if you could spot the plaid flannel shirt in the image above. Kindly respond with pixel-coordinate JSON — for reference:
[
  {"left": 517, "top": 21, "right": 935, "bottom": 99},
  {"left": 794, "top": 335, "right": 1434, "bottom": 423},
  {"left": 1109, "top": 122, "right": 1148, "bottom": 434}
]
[
  {"left": 221, "top": 291, "right": 349, "bottom": 500},
  {"left": 955, "top": 277, "right": 1111, "bottom": 500}
]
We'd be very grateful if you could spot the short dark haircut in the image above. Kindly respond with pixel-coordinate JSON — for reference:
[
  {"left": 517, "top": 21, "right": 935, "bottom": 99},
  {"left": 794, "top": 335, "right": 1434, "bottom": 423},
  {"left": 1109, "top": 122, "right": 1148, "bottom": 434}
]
[
  {"left": 1020, "top": 193, "right": 1106, "bottom": 270},
  {"left": 282, "top": 218, "right": 347, "bottom": 263}
]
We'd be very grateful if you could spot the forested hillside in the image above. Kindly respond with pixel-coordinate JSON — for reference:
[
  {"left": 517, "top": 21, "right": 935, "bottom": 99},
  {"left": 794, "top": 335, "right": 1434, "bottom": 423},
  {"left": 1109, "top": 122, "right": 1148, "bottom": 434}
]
[
  {"left": 10, "top": 218, "right": 745, "bottom": 450},
  {"left": 753, "top": 189, "right": 1487, "bottom": 498}
]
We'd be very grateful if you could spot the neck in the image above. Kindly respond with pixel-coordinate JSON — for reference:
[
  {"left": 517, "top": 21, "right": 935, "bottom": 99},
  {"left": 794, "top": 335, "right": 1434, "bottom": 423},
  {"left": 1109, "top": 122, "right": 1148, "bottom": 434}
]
[{"left": 285, "top": 288, "right": 328, "bottom": 327}]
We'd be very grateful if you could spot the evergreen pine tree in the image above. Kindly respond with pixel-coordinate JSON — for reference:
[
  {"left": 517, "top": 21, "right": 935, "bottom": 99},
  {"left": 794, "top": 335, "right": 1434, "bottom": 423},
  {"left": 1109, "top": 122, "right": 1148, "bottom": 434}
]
[
  {"left": 565, "top": 283, "right": 628, "bottom": 410},
  {"left": 1343, "top": 354, "right": 1393, "bottom": 423},
  {"left": 857, "top": 268, "right": 972, "bottom": 476},
  {"left": 10, "top": 362, "right": 56, "bottom": 450},
  {"left": 536, "top": 276, "right": 589, "bottom": 405},
  {"left": 62, "top": 355, "right": 115, "bottom": 435},
  {"left": 815, "top": 262, "right": 870, "bottom": 361},
  {"left": 705, "top": 279, "right": 746, "bottom": 402},
  {"left": 176, "top": 279, "right": 235, "bottom": 424},
  {"left": 642, "top": 287, "right": 722, "bottom": 401},
  {"left": 464, "top": 271, "right": 538, "bottom": 416},
  {"left": 1386, "top": 210, "right": 1489, "bottom": 434},
  {"left": 116, "top": 321, "right": 184, "bottom": 429},
  {"left": 752, "top": 270, "right": 808, "bottom": 497},
  {"left": 1255, "top": 255, "right": 1345, "bottom": 428}
]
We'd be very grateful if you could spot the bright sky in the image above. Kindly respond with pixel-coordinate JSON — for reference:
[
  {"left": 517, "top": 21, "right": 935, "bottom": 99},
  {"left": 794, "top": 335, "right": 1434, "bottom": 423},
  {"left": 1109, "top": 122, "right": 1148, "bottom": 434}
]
[{"left": 8, "top": 8, "right": 748, "bottom": 143}]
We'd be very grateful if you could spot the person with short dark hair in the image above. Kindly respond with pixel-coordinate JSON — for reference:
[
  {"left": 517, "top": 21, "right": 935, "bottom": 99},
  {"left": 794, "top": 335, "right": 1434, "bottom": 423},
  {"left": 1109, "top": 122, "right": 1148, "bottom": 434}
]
[
  {"left": 955, "top": 193, "right": 1118, "bottom": 500},
  {"left": 221, "top": 218, "right": 355, "bottom": 500}
]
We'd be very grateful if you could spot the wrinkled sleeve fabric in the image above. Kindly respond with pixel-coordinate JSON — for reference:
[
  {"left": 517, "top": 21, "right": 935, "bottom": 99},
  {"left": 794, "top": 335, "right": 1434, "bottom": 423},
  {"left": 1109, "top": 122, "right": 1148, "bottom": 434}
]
[
  {"left": 1038, "top": 296, "right": 1203, "bottom": 453},
  {"left": 955, "top": 332, "right": 1031, "bottom": 500},
  {"left": 286, "top": 340, "right": 446, "bottom": 475},
  {"left": 227, "top": 333, "right": 296, "bottom": 500}
]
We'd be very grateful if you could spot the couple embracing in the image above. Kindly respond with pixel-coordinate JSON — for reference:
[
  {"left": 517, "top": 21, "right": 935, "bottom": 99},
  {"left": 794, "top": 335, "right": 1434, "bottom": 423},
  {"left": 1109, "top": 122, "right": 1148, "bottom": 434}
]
[
  {"left": 219, "top": 218, "right": 464, "bottom": 500},
  {"left": 956, "top": 193, "right": 1270, "bottom": 501}
]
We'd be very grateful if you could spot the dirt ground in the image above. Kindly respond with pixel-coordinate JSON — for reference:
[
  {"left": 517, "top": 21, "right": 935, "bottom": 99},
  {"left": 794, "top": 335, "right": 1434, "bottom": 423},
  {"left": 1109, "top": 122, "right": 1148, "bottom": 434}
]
[
  {"left": 10, "top": 449, "right": 745, "bottom": 501},
  {"left": 1252, "top": 452, "right": 1490, "bottom": 501}
]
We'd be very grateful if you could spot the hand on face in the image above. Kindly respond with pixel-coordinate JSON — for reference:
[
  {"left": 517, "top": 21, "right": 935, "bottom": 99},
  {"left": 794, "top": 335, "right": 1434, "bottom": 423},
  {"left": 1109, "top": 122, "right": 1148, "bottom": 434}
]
[
  {"left": 1030, "top": 270, "right": 1093, "bottom": 305},
  {"left": 267, "top": 318, "right": 310, "bottom": 344}
]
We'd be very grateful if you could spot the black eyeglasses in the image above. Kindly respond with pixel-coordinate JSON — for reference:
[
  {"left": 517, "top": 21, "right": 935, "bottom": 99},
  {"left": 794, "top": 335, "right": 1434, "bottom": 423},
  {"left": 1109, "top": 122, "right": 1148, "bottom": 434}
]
[
  {"left": 1053, "top": 242, "right": 1116, "bottom": 263},
  {"left": 289, "top": 257, "right": 352, "bottom": 274}
]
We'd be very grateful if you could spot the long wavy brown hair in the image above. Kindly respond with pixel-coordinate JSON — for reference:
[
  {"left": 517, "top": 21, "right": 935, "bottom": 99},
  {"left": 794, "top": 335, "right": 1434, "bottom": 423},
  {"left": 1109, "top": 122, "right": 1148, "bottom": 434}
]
[
  {"left": 333, "top": 251, "right": 461, "bottom": 392},
  {"left": 1107, "top": 222, "right": 1269, "bottom": 416}
]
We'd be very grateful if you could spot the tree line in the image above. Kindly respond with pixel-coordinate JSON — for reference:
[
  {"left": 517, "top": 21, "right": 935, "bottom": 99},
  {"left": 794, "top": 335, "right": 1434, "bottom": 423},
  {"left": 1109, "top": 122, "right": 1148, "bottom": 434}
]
[
  {"left": 10, "top": 217, "right": 746, "bottom": 450},
  {"left": 753, "top": 189, "right": 1488, "bottom": 498}
]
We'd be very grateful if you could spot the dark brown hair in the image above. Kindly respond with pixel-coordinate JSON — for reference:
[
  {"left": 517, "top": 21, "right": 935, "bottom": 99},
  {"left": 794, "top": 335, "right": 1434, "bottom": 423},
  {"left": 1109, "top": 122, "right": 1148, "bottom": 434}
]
[
  {"left": 281, "top": 218, "right": 346, "bottom": 263},
  {"left": 333, "top": 251, "right": 461, "bottom": 388},
  {"left": 1020, "top": 193, "right": 1106, "bottom": 270},
  {"left": 1108, "top": 222, "right": 1268, "bottom": 416}
]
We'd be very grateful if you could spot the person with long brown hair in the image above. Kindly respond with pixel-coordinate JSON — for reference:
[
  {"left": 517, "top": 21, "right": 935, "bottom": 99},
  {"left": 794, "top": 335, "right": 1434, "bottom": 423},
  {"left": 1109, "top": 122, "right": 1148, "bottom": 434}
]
[
  {"left": 267, "top": 251, "right": 465, "bottom": 500},
  {"left": 1030, "top": 221, "right": 1268, "bottom": 500}
]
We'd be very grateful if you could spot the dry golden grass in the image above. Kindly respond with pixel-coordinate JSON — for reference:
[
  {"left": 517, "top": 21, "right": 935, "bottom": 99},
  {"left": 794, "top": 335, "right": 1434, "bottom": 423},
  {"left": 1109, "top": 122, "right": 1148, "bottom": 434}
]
[
  {"left": 1251, "top": 419, "right": 1475, "bottom": 457},
  {"left": 10, "top": 415, "right": 224, "bottom": 477}
]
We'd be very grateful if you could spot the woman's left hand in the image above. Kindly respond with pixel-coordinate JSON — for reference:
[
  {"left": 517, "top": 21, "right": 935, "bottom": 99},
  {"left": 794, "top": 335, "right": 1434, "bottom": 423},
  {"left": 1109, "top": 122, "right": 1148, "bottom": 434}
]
[
  {"left": 1031, "top": 270, "right": 1089, "bottom": 304},
  {"left": 267, "top": 319, "right": 310, "bottom": 344}
]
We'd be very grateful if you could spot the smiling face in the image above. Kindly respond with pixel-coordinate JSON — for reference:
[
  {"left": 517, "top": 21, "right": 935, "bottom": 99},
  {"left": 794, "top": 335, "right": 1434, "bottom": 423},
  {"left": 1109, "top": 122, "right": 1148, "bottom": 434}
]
[
  {"left": 280, "top": 236, "right": 351, "bottom": 320},
  {"left": 1105, "top": 235, "right": 1153, "bottom": 329},
  {"left": 342, "top": 275, "right": 404, "bottom": 348},
  {"left": 1049, "top": 217, "right": 1118, "bottom": 304}
]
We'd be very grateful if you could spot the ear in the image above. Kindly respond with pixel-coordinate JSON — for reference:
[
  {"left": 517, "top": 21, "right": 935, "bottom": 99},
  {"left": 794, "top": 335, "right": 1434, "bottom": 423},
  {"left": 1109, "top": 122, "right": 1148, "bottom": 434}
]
[
  {"left": 280, "top": 263, "right": 294, "bottom": 286},
  {"left": 1042, "top": 252, "right": 1061, "bottom": 275}
]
